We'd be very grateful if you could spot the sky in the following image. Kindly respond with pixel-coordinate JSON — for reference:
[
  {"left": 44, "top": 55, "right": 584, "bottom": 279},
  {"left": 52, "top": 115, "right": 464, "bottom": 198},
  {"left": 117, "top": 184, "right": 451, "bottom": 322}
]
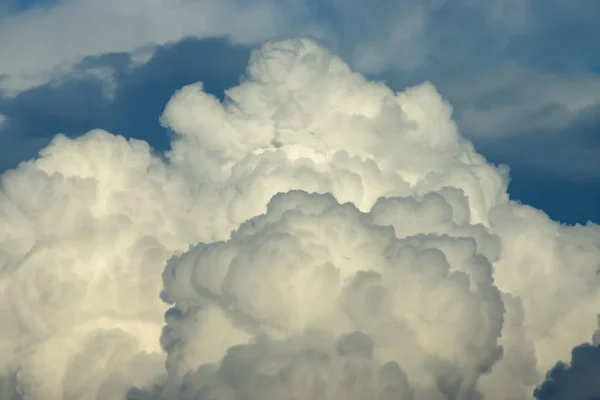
[
  {"left": 1, "top": 0, "right": 599, "bottom": 224},
  {"left": 1, "top": 1, "right": 600, "bottom": 400}
]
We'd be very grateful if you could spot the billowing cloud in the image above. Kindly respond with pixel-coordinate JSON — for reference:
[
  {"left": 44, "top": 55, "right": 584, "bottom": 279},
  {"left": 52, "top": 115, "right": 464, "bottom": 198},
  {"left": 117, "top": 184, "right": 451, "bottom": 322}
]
[{"left": 1, "top": 38, "right": 599, "bottom": 400}]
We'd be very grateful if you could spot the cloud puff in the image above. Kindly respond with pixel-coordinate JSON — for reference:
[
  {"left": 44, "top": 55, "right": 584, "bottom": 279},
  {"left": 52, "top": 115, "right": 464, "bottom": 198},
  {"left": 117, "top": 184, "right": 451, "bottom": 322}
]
[
  {"left": 0, "top": 131, "right": 175, "bottom": 399},
  {"left": 156, "top": 189, "right": 505, "bottom": 399},
  {"left": 0, "top": 38, "right": 599, "bottom": 400}
]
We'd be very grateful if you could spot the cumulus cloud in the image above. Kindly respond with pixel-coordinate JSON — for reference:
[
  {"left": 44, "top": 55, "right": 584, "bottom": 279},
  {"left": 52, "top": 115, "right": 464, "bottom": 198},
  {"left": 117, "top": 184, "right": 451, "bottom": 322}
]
[
  {"left": 0, "top": 38, "right": 599, "bottom": 400},
  {"left": 155, "top": 189, "right": 505, "bottom": 399}
]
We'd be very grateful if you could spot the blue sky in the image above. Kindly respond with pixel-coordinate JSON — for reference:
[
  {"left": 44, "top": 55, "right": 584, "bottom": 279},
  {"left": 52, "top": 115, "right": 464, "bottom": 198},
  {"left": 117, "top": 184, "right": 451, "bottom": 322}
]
[{"left": 1, "top": 1, "right": 600, "bottom": 398}]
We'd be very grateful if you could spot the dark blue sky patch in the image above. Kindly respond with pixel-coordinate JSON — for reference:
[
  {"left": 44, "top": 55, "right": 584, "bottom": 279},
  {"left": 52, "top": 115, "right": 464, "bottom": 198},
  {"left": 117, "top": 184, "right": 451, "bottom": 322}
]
[
  {"left": 0, "top": 36, "right": 251, "bottom": 169},
  {"left": 535, "top": 343, "right": 600, "bottom": 400}
]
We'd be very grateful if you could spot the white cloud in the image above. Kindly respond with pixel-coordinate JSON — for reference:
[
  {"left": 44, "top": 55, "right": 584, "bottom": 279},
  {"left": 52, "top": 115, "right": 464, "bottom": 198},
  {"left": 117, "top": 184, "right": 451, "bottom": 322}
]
[
  {"left": 1, "top": 38, "right": 599, "bottom": 400},
  {"left": 0, "top": 0, "right": 534, "bottom": 94},
  {"left": 160, "top": 190, "right": 506, "bottom": 398},
  {"left": 0, "top": 0, "right": 302, "bottom": 92}
]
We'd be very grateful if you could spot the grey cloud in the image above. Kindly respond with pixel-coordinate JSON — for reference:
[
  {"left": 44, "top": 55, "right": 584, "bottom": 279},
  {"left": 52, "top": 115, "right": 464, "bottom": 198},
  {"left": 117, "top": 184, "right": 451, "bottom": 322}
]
[
  {"left": 473, "top": 105, "right": 600, "bottom": 182},
  {"left": 378, "top": 61, "right": 600, "bottom": 181},
  {"left": 129, "top": 332, "right": 413, "bottom": 400}
]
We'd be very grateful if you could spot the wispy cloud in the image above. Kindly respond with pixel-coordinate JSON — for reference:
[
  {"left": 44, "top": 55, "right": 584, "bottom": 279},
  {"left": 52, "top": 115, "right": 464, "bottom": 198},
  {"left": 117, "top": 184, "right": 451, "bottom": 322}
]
[
  {"left": 0, "top": 0, "right": 305, "bottom": 92},
  {"left": 0, "top": 0, "right": 550, "bottom": 93}
]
